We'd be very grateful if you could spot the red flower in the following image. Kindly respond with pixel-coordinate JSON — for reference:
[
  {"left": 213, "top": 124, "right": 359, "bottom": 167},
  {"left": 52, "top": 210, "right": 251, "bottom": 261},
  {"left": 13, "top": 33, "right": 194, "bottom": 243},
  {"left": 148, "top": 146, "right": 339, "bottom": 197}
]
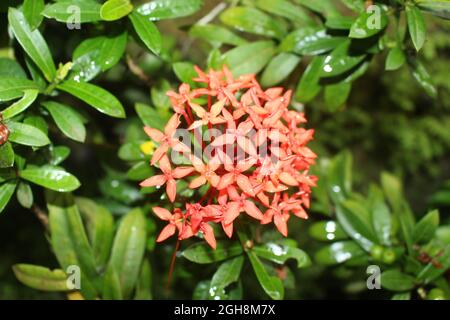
[{"left": 140, "top": 65, "right": 317, "bottom": 249}]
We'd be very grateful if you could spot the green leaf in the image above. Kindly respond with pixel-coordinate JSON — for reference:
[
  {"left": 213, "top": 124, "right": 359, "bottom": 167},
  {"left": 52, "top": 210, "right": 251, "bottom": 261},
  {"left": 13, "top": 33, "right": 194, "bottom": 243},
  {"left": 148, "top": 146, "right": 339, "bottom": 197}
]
[
  {"left": 57, "top": 80, "right": 125, "bottom": 118},
  {"left": 417, "top": 0, "right": 450, "bottom": 20},
  {"left": 135, "top": 103, "right": 170, "bottom": 132},
  {"left": 368, "top": 185, "right": 392, "bottom": 246},
  {"left": 309, "top": 220, "right": 348, "bottom": 242},
  {"left": 129, "top": 11, "right": 162, "bottom": 55},
  {"left": 391, "top": 292, "right": 411, "bottom": 300},
  {"left": 76, "top": 197, "right": 114, "bottom": 268},
  {"left": 293, "top": 0, "right": 339, "bottom": 17},
  {"left": 320, "top": 41, "right": 366, "bottom": 77},
  {"left": 16, "top": 181, "right": 33, "bottom": 209},
  {"left": 0, "top": 58, "right": 27, "bottom": 79},
  {"left": 413, "top": 210, "right": 439, "bottom": 244},
  {"left": 108, "top": 208, "right": 147, "bottom": 299},
  {"left": 223, "top": 41, "right": 275, "bottom": 77},
  {"left": 280, "top": 28, "right": 345, "bottom": 55},
  {"left": 102, "top": 265, "right": 123, "bottom": 300},
  {"left": 118, "top": 141, "right": 145, "bottom": 161},
  {"left": 137, "top": 0, "right": 203, "bottom": 21},
  {"left": 8, "top": 8, "right": 56, "bottom": 82},
  {"left": 261, "top": 53, "right": 301, "bottom": 87},
  {"left": 255, "top": 0, "right": 315, "bottom": 23},
  {"left": 50, "top": 145, "right": 71, "bottom": 166},
  {"left": 349, "top": 9, "right": 388, "bottom": 39},
  {"left": 385, "top": 46, "right": 406, "bottom": 71},
  {"left": 42, "top": 101, "right": 86, "bottom": 143},
  {"left": 12, "top": 264, "right": 68, "bottom": 291},
  {"left": 100, "top": 0, "right": 133, "bottom": 21},
  {"left": 294, "top": 56, "right": 324, "bottom": 103},
  {"left": 327, "top": 150, "right": 353, "bottom": 203},
  {"left": 43, "top": 0, "right": 102, "bottom": 23},
  {"left": 324, "top": 82, "right": 351, "bottom": 112},
  {"left": 23, "top": 0, "right": 45, "bottom": 29},
  {"left": 315, "top": 241, "right": 366, "bottom": 265},
  {"left": 71, "top": 32, "right": 127, "bottom": 82},
  {"left": 381, "top": 270, "right": 416, "bottom": 291},
  {"left": 220, "top": 7, "right": 286, "bottom": 39},
  {"left": 47, "top": 191, "right": 98, "bottom": 298},
  {"left": 189, "top": 24, "right": 247, "bottom": 47},
  {"left": 337, "top": 200, "right": 377, "bottom": 251},
  {"left": 0, "top": 142, "right": 15, "bottom": 168},
  {"left": 7, "top": 121, "right": 50, "bottom": 147},
  {"left": 209, "top": 256, "right": 244, "bottom": 300},
  {"left": 127, "top": 161, "right": 154, "bottom": 181},
  {"left": 417, "top": 244, "right": 450, "bottom": 283},
  {"left": 247, "top": 251, "right": 284, "bottom": 300},
  {"left": 408, "top": 57, "right": 437, "bottom": 98},
  {"left": 20, "top": 165, "right": 80, "bottom": 192},
  {"left": 0, "top": 180, "right": 17, "bottom": 213},
  {"left": 406, "top": 5, "right": 426, "bottom": 52},
  {"left": 0, "top": 78, "right": 39, "bottom": 102},
  {"left": 182, "top": 241, "right": 243, "bottom": 264},
  {"left": 173, "top": 62, "right": 197, "bottom": 86},
  {"left": 253, "top": 243, "right": 310, "bottom": 268},
  {"left": 1, "top": 89, "right": 39, "bottom": 120},
  {"left": 134, "top": 260, "right": 152, "bottom": 300},
  {"left": 325, "top": 16, "right": 355, "bottom": 29}
]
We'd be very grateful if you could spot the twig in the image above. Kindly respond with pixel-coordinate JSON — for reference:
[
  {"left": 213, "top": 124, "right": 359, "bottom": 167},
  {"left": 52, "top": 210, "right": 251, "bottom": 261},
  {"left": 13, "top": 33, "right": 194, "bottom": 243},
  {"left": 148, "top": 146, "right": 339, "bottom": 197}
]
[
  {"left": 31, "top": 204, "right": 49, "bottom": 230},
  {"left": 126, "top": 54, "right": 151, "bottom": 84}
]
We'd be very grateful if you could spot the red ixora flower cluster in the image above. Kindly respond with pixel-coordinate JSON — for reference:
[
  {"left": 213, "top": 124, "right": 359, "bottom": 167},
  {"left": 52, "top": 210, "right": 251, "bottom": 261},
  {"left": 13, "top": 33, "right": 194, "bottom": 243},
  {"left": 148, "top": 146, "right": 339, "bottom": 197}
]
[{"left": 140, "top": 65, "right": 317, "bottom": 249}]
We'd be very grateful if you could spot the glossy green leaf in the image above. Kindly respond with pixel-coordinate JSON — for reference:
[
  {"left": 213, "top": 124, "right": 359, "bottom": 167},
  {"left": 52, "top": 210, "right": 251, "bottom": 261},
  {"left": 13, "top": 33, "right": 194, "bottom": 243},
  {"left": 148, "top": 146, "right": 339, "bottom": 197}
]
[
  {"left": 189, "top": 24, "right": 247, "bottom": 47},
  {"left": 109, "top": 208, "right": 147, "bottom": 299},
  {"left": 47, "top": 191, "right": 98, "bottom": 298},
  {"left": 220, "top": 7, "right": 286, "bottom": 39},
  {"left": 182, "top": 241, "right": 243, "bottom": 264},
  {"left": 101, "top": 0, "right": 133, "bottom": 21},
  {"left": 102, "top": 265, "right": 123, "bottom": 300},
  {"left": 417, "top": 244, "right": 450, "bottom": 283},
  {"left": 0, "top": 58, "right": 27, "bottom": 79},
  {"left": 209, "top": 256, "right": 244, "bottom": 300},
  {"left": 12, "top": 264, "right": 68, "bottom": 292},
  {"left": 293, "top": 0, "right": 339, "bottom": 17},
  {"left": 8, "top": 8, "right": 56, "bottom": 82},
  {"left": 50, "top": 146, "right": 71, "bottom": 166},
  {"left": 417, "top": 0, "right": 450, "bottom": 20},
  {"left": 129, "top": 11, "right": 162, "bottom": 55},
  {"left": 385, "top": 46, "right": 406, "bottom": 71},
  {"left": 280, "top": 28, "right": 345, "bottom": 56},
  {"left": 0, "top": 143, "right": 15, "bottom": 168},
  {"left": 309, "top": 221, "right": 348, "bottom": 242},
  {"left": 349, "top": 9, "right": 388, "bottom": 39},
  {"left": 295, "top": 56, "right": 323, "bottom": 103},
  {"left": 381, "top": 270, "right": 416, "bottom": 291},
  {"left": 57, "top": 80, "right": 125, "bottom": 118},
  {"left": 247, "top": 251, "right": 284, "bottom": 300},
  {"left": 99, "top": 176, "right": 142, "bottom": 204},
  {"left": 408, "top": 57, "right": 437, "bottom": 98},
  {"left": 7, "top": 121, "right": 50, "bottom": 147},
  {"left": 315, "top": 241, "right": 366, "bottom": 265},
  {"left": 391, "top": 292, "right": 411, "bottom": 300},
  {"left": 134, "top": 260, "right": 152, "bottom": 300},
  {"left": 368, "top": 185, "right": 392, "bottom": 246},
  {"left": 71, "top": 32, "right": 127, "bottom": 82},
  {"left": 23, "top": 0, "right": 45, "bottom": 29},
  {"left": 137, "top": 0, "right": 203, "bottom": 21},
  {"left": 20, "top": 165, "right": 80, "bottom": 192},
  {"left": 42, "top": 101, "right": 86, "bottom": 143},
  {"left": 406, "top": 5, "right": 426, "bottom": 52},
  {"left": 76, "top": 197, "right": 114, "bottom": 268},
  {"left": 223, "top": 41, "right": 275, "bottom": 77},
  {"left": 324, "top": 82, "right": 351, "bottom": 112},
  {"left": 1, "top": 89, "right": 38, "bottom": 120},
  {"left": 16, "top": 181, "right": 33, "bottom": 209},
  {"left": 336, "top": 203, "right": 375, "bottom": 252},
  {"left": 0, "top": 180, "right": 17, "bottom": 213},
  {"left": 118, "top": 141, "right": 145, "bottom": 161},
  {"left": 127, "top": 161, "right": 154, "bottom": 181},
  {"left": 0, "top": 78, "right": 39, "bottom": 102},
  {"left": 413, "top": 210, "right": 439, "bottom": 244},
  {"left": 261, "top": 53, "right": 301, "bottom": 87},
  {"left": 253, "top": 243, "right": 310, "bottom": 268},
  {"left": 320, "top": 41, "right": 367, "bottom": 77},
  {"left": 173, "top": 62, "right": 197, "bottom": 86},
  {"left": 135, "top": 103, "right": 170, "bottom": 132},
  {"left": 327, "top": 150, "right": 353, "bottom": 203},
  {"left": 255, "top": 0, "right": 315, "bottom": 23},
  {"left": 326, "top": 16, "right": 355, "bottom": 29},
  {"left": 43, "top": 0, "right": 102, "bottom": 23}
]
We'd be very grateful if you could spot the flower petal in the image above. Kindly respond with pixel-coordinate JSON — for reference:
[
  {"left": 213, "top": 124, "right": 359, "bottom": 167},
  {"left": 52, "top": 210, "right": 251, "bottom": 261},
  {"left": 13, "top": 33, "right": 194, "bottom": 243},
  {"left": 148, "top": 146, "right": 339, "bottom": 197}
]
[
  {"left": 152, "top": 207, "right": 172, "bottom": 221},
  {"left": 140, "top": 174, "right": 166, "bottom": 187},
  {"left": 166, "top": 179, "right": 177, "bottom": 202},
  {"left": 144, "top": 127, "right": 164, "bottom": 142},
  {"left": 156, "top": 224, "right": 176, "bottom": 242},
  {"left": 189, "top": 175, "right": 207, "bottom": 189},
  {"left": 172, "top": 166, "right": 194, "bottom": 179},
  {"left": 274, "top": 213, "right": 288, "bottom": 237},
  {"left": 244, "top": 200, "right": 263, "bottom": 220},
  {"left": 202, "top": 223, "right": 216, "bottom": 249}
]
